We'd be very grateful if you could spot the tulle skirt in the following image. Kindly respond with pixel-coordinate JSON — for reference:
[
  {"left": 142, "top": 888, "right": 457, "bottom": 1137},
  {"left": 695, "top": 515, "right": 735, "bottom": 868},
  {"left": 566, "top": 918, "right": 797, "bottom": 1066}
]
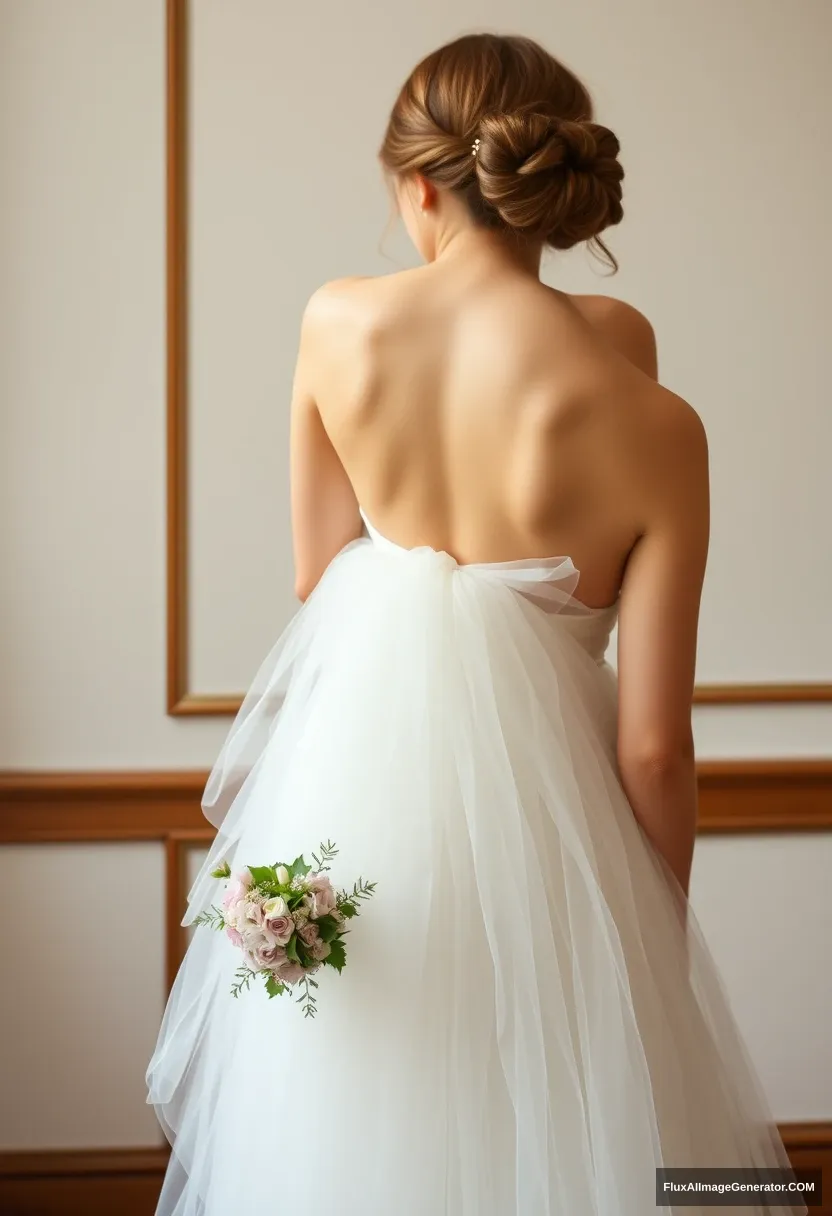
[{"left": 147, "top": 534, "right": 804, "bottom": 1215}]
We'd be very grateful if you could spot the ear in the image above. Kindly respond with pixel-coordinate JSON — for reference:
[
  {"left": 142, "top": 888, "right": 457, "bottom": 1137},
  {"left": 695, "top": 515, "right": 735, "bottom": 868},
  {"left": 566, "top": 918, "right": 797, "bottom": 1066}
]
[{"left": 415, "top": 174, "right": 439, "bottom": 212}]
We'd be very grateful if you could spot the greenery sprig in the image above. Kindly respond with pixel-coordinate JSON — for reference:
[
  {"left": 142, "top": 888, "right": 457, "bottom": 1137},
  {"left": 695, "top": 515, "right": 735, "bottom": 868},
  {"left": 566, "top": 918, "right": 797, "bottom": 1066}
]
[{"left": 195, "top": 841, "right": 376, "bottom": 1016}]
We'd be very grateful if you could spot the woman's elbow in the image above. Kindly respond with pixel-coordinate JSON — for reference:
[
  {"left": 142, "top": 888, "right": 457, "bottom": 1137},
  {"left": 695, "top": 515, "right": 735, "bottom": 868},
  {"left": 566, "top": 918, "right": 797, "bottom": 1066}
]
[
  {"left": 294, "top": 573, "right": 315, "bottom": 603},
  {"left": 617, "top": 735, "right": 696, "bottom": 788}
]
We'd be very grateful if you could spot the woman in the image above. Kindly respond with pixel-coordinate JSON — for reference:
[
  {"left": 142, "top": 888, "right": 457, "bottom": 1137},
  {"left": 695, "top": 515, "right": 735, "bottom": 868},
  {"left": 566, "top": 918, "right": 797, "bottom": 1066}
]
[{"left": 147, "top": 33, "right": 803, "bottom": 1215}]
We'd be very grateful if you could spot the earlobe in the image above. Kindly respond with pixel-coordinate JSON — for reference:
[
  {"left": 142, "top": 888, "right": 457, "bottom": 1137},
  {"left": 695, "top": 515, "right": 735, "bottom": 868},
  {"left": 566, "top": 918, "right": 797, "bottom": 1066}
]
[{"left": 416, "top": 174, "right": 437, "bottom": 215}]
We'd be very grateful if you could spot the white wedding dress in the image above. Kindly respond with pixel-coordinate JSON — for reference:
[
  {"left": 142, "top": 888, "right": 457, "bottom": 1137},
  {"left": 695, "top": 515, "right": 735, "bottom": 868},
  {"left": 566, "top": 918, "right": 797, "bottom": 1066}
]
[{"left": 147, "top": 511, "right": 804, "bottom": 1215}]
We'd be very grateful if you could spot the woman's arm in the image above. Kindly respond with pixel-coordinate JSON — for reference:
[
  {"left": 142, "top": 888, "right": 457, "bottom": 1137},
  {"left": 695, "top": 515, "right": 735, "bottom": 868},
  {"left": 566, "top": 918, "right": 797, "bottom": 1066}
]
[
  {"left": 289, "top": 289, "right": 363, "bottom": 602},
  {"left": 615, "top": 401, "right": 710, "bottom": 898}
]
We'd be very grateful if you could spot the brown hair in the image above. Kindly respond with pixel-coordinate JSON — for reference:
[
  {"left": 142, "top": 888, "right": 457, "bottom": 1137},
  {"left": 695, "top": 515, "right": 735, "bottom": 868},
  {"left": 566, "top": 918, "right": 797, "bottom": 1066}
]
[{"left": 379, "top": 34, "right": 624, "bottom": 270}]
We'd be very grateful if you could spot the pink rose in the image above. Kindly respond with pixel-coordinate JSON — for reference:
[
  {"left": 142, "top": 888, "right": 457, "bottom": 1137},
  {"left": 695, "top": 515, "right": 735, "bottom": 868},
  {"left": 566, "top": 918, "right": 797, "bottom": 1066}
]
[
  {"left": 310, "top": 937, "right": 332, "bottom": 962},
  {"left": 238, "top": 868, "right": 254, "bottom": 889},
  {"left": 276, "top": 958, "right": 306, "bottom": 986},
  {"left": 268, "top": 917, "right": 294, "bottom": 944},
  {"left": 222, "top": 880, "right": 246, "bottom": 910},
  {"left": 297, "top": 922, "right": 319, "bottom": 948},
  {"left": 306, "top": 873, "right": 337, "bottom": 919},
  {"left": 226, "top": 925, "right": 244, "bottom": 948},
  {"left": 261, "top": 897, "right": 294, "bottom": 945},
  {"left": 262, "top": 899, "right": 295, "bottom": 943},
  {"left": 248, "top": 940, "right": 287, "bottom": 971}
]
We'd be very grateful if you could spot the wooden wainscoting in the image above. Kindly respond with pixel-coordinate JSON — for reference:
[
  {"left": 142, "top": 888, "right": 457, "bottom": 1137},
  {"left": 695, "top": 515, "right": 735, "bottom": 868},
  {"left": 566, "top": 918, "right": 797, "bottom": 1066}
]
[
  {"left": 0, "top": 1130, "right": 830, "bottom": 1216},
  {"left": 0, "top": 762, "right": 830, "bottom": 1214},
  {"left": 1, "top": 762, "right": 831, "bottom": 985},
  {"left": 0, "top": 1149, "right": 170, "bottom": 1216},
  {"left": 2, "top": 760, "right": 830, "bottom": 845}
]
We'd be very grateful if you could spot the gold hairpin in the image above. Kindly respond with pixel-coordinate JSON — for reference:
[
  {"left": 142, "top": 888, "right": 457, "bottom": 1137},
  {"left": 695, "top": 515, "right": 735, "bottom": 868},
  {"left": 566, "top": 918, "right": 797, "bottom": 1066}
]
[{"left": 471, "top": 137, "right": 481, "bottom": 157}]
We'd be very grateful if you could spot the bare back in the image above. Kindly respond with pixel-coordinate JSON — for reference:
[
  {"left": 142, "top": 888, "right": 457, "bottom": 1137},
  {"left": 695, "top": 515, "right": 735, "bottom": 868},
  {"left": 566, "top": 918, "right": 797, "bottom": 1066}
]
[
  {"left": 290, "top": 252, "right": 709, "bottom": 896},
  {"left": 300, "top": 258, "right": 694, "bottom": 610}
]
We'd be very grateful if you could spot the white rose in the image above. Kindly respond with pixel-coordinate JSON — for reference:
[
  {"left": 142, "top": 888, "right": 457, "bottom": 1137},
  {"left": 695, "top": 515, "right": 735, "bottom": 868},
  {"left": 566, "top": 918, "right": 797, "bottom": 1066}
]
[
  {"left": 241, "top": 925, "right": 267, "bottom": 951},
  {"left": 224, "top": 899, "right": 248, "bottom": 931},
  {"left": 261, "top": 896, "right": 294, "bottom": 946},
  {"left": 275, "top": 865, "right": 290, "bottom": 885}
]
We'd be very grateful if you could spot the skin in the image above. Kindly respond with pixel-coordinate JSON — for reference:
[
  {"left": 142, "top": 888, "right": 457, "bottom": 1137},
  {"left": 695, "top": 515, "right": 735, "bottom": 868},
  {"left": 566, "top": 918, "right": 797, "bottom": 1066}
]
[{"left": 290, "top": 171, "right": 709, "bottom": 899}]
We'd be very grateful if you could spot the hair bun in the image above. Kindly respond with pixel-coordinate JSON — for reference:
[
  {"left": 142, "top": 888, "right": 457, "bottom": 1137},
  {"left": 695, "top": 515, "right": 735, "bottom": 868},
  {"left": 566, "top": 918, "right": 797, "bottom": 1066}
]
[{"left": 474, "top": 108, "right": 624, "bottom": 249}]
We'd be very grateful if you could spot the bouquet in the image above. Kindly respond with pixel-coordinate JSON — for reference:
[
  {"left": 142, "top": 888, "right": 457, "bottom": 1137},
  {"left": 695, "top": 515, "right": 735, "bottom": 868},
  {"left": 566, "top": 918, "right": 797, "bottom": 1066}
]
[{"left": 195, "top": 841, "right": 376, "bottom": 1017}]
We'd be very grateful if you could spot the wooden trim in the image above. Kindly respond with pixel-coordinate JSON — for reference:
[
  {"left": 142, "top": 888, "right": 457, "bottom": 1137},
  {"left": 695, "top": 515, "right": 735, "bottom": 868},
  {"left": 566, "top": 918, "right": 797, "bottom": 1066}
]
[
  {"left": 1, "top": 1128, "right": 829, "bottom": 1214},
  {"left": 166, "top": 0, "right": 190, "bottom": 716},
  {"left": 163, "top": 3, "right": 831, "bottom": 716},
  {"left": 169, "top": 692, "right": 248, "bottom": 717},
  {"left": 164, "top": 0, "right": 266, "bottom": 720},
  {"left": 0, "top": 771, "right": 209, "bottom": 841},
  {"left": 166, "top": 833, "right": 187, "bottom": 992},
  {"left": 2, "top": 762, "right": 828, "bottom": 1010},
  {"left": 695, "top": 682, "right": 832, "bottom": 705},
  {"left": 779, "top": 1124, "right": 832, "bottom": 1214},
  {"left": 0, "top": 1148, "right": 170, "bottom": 1178},
  {"left": 696, "top": 759, "right": 832, "bottom": 833},
  {"left": 1, "top": 1124, "right": 829, "bottom": 1168},
  {"left": 1, "top": 762, "right": 830, "bottom": 841},
  {"left": 0, "top": 1146, "right": 171, "bottom": 1216},
  {"left": 176, "top": 684, "right": 832, "bottom": 718},
  {"left": 781, "top": 1121, "right": 832, "bottom": 1150}
]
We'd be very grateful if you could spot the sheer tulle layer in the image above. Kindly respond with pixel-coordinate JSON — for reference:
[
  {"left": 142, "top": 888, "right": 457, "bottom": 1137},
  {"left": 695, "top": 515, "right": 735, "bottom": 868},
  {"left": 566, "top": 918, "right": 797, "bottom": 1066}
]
[{"left": 147, "top": 537, "right": 803, "bottom": 1215}]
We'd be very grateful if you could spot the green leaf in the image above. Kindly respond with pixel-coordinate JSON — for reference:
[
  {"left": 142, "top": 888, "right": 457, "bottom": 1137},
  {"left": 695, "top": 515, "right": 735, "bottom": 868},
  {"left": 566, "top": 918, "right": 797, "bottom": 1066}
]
[
  {"left": 210, "top": 860, "right": 231, "bottom": 879},
  {"left": 285, "top": 933, "right": 300, "bottom": 963},
  {"left": 290, "top": 854, "right": 312, "bottom": 879},
  {"left": 324, "top": 937, "right": 347, "bottom": 973},
  {"left": 248, "top": 865, "right": 277, "bottom": 888},
  {"left": 264, "top": 975, "right": 286, "bottom": 1000},
  {"left": 315, "top": 915, "right": 340, "bottom": 943},
  {"left": 338, "top": 901, "right": 357, "bottom": 919}
]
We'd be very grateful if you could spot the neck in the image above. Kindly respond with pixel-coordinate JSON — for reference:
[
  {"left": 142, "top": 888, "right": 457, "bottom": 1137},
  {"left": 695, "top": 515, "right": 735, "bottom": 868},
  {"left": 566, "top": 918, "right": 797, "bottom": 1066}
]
[{"left": 431, "top": 223, "right": 544, "bottom": 278}]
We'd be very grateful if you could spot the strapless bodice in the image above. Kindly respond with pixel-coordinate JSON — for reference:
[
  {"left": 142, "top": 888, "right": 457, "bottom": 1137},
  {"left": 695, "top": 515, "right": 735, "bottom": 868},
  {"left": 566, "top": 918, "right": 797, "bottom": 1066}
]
[{"left": 359, "top": 510, "right": 618, "bottom": 663}]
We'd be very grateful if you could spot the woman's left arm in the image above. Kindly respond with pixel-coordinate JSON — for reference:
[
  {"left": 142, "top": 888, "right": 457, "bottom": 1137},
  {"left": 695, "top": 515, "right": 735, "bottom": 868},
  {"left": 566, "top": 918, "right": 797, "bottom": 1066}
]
[{"left": 289, "top": 291, "right": 363, "bottom": 601}]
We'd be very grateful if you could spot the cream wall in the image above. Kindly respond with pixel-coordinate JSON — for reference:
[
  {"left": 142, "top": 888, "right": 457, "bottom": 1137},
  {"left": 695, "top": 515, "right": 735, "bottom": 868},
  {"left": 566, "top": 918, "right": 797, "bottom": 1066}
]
[{"left": 0, "top": 0, "right": 829, "bottom": 1150}]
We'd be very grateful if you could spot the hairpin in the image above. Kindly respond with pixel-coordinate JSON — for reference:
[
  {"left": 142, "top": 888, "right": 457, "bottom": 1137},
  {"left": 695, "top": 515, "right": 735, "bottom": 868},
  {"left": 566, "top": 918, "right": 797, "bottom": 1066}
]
[{"left": 471, "top": 137, "right": 481, "bottom": 158}]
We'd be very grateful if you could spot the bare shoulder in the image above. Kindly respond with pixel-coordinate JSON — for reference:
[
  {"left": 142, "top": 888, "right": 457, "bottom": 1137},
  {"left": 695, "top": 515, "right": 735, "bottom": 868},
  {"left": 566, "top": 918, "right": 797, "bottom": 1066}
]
[
  {"left": 571, "top": 293, "right": 654, "bottom": 336},
  {"left": 645, "top": 385, "right": 709, "bottom": 494},
  {"left": 301, "top": 271, "right": 416, "bottom": 336},
  {"left": 570, "top": 294, "right": 658, "bottom": 378},
  {"left": 302, "top": 275, "right": 373, "bottom": 323}
]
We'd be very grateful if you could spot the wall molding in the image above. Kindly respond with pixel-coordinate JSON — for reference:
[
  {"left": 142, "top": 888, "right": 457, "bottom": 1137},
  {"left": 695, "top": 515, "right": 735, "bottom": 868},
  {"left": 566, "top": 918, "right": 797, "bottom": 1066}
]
[
  {"left": 1, "top": 1127, "right": 829, "bottom": 1215},
  {"left": 2, "top": 761, "right": 830, "bottom": 986},
  {"left": 694, "top": 682, "right": 832, "bottom": 704},
  {"left": 0, "top": 1147, "right": 170, "bottom": 1216},
  {"left": 696, "top": 759, "right": 832, "bottom": 833},
  {"left": 2, "top": 761, "right": 831, "bottom": 841},
  {"left": 163, "top": 0, "right": 830, "bottom": 714}
]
